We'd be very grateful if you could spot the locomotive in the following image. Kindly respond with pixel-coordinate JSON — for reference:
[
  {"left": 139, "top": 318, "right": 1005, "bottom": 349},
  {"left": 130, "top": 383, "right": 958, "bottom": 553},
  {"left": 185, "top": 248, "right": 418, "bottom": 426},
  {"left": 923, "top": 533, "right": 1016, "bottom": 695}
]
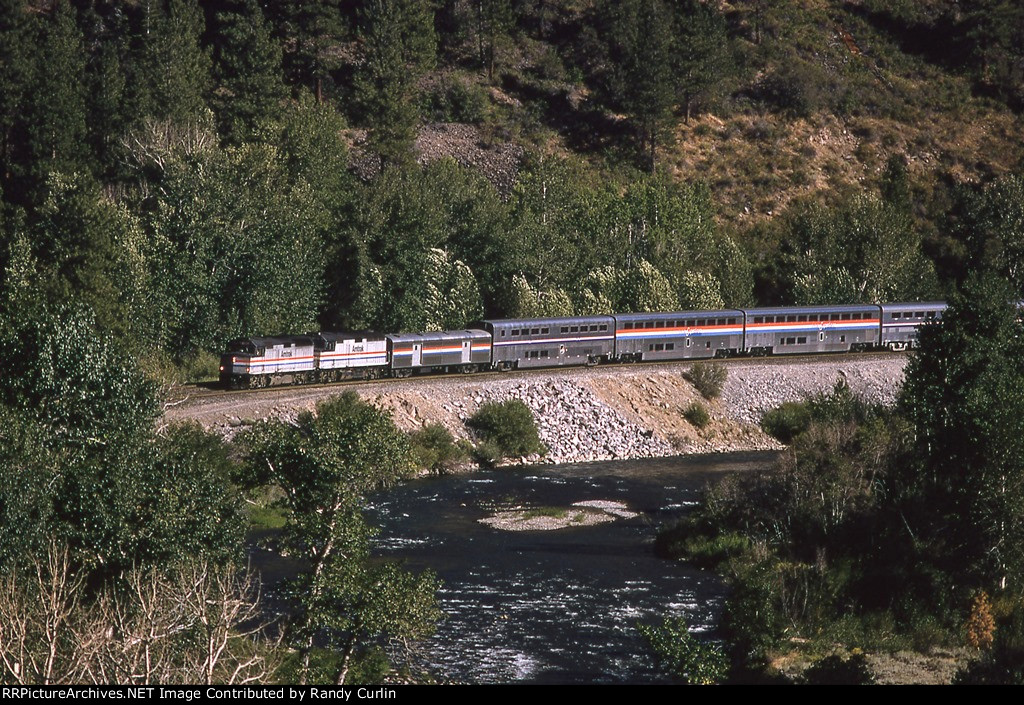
[{"left": 219, "top": 301, "right": 947, "bottom": 389}]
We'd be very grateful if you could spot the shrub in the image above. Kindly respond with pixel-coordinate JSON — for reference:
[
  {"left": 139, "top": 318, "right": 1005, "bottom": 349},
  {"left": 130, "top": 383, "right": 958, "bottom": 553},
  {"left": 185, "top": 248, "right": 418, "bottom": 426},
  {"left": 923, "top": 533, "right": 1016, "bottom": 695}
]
[
  {"left": 687, "top": 362, "right": 727, "bottom": 400},
  {"left": 181, "top": 349, "right": 221, "bottom": 383},
  {"left": 681, "top": 532, "right": 752, "bottom": 568},
  {"left": 800, "top": 653, "right": 875, "bottom": 685},
  {"left": 425, "top": 76, "right": 489, "bottom": 124},
  {"left": 684, "top": 402, "right": 712, "bottom": 429},
  {"left": 638, "top": 617, "right": 728, "bottom": 685},
  {"left": 760, "top": 401, "right": 812, "bottom": 443},
  {"left": 758, "top": 60, "right": 829, "bottom": 118},
  {"left": 466, "top": 399, "right": 544, "bottom": 462},
  {"left": 472, "top": 439, "right": 504, "bottom": 467},
  {"left": 409, "top": 423, "right": 468, "bottom": 472}
]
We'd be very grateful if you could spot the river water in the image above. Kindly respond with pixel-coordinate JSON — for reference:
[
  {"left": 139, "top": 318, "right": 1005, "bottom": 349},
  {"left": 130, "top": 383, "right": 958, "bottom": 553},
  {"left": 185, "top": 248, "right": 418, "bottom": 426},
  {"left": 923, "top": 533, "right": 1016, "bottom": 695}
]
[{"left": 365, "top": 451, "right": 776, "bottom": 684}]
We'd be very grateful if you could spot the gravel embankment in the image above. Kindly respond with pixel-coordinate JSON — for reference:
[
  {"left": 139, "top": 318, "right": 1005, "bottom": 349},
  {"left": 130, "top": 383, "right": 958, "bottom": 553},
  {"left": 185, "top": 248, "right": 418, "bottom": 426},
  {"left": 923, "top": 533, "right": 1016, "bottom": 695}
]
[
  {"left": 718, "top": 355, "right": 907, "bottom": 425},
  {"left": 444, "top": 379, "right": 675, "bottom": 464},
  {"left": 168, "top": 354, "right": 909, "bottom": 464}
]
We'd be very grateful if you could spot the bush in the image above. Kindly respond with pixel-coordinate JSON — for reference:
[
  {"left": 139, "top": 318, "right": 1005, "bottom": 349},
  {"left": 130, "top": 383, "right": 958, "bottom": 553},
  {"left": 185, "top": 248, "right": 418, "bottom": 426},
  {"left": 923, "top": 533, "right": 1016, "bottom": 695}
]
[
  {"left": 758, "top": 60, "right": 829, "bottom": 118},
  {"left": 409, "top": 423, "right": 468, "bottom": 472},
  {"left": 800, "top": 653, "right": 875, "bottom": 685},
  {"left": 425, "top": 76, "right": 489, "bottom": 124},
  {"left": 466, "top": 400, "right": 544, "bottom": 462},
  {"left": 760, "top": 401, "right": 812, "bottom": 443},
  {"left": 687, "top": 362, "right": 727, "bottom": 400},
  {"left": 684, "top": 402, "right": 712, "bottom": 429},
  {"left": 638, "top": 617, "right": 728, "bottom": 685}
]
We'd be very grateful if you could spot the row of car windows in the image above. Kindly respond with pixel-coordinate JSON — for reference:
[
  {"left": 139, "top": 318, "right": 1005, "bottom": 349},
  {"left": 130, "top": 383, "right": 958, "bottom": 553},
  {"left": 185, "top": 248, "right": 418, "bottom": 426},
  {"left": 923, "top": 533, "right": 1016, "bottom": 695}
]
[
  {"left": 890, "top": 311, "right": 939, "bottom": 320},
  {"left": 622, "top": 318, "right": 738, "bottom": 329},
  {"left": 503, "top": 324, "right": 610, "bottom": 337},
  {"left": 752, "top": 312, "right": 874, "bottom": 324}
]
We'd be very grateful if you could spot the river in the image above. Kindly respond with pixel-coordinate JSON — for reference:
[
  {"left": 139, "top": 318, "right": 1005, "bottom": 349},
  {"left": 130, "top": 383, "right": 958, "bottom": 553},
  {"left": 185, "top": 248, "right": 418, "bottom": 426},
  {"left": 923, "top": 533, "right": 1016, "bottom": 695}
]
[{"left": 365, "top": 451, "right": 777, "bottom": 684}]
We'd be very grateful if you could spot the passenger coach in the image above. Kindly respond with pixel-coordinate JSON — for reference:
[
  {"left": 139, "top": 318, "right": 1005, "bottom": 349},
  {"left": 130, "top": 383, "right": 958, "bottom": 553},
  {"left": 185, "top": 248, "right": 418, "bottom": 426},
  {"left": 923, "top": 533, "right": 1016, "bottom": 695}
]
[
  {"left": 476, "top": 316, "right": 616, "bottom": 369},
  {"left": 613, "top": 310, "right": 745, "bottom": 362},
  {"left": 740, "top": 304, "right": 882, "bottom": 355},
  {"left": 879, "top": 302, "right": 946, "bottom": 350}
]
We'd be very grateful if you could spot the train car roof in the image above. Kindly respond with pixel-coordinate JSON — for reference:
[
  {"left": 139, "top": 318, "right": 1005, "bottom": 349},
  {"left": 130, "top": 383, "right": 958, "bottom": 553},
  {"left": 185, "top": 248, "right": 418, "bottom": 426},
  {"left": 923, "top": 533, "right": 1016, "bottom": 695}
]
[
  {"left": 879, "top": 301, "right": 948, "bottom": 311},
  {"left": 387, "top": 330, "right": 490, "bottom": 343},
  {"left": 478, "top": 315, "right": 615, "bottom": 328},
  {"left": 740, "top": 304, "right": 881, "bottom": 316},
  {"left": 313, "top": 331, "right": 388, "bottom": 342},
  {"left": 231, "top": 335, "right": 315, "bottom": 347},
  {"left": 613, "top": 309, "right": 744, "bottom": 321}
]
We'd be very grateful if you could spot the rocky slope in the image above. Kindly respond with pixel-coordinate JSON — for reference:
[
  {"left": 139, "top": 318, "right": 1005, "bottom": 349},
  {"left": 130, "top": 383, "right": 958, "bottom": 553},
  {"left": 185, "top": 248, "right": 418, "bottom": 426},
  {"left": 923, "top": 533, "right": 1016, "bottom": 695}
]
[{"left": 168, "top": 354, "right": 908, "bottom": 464}]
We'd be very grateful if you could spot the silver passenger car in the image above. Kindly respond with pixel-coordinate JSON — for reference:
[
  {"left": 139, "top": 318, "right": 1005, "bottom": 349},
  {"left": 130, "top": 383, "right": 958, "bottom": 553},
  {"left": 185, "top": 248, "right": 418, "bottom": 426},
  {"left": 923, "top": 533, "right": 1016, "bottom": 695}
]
[
  {"left": 879, "top": 302, "right": 946, "bottom": 350},
  {"left": 477, "top": 316, "right": 616, "bottom": 369},
  {"left": 614, "top": 310, "right": 745, "bottom": 361},
  {"left": 387, "top": 330, "right": 491, "bottom": 375},
  {"left": 741, "top": 304, "right": 882, "bottom": 355}
]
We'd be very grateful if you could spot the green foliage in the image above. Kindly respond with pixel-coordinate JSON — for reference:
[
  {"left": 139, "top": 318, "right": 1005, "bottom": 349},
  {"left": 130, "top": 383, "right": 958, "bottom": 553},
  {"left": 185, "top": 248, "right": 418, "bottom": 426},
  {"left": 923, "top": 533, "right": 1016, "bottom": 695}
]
[
  {"left": 638, "top": 617, "right": 727, "bottom": 684},
  {"left": 760, "top": 382, "right": 873, "bottom": 444},
  {"left": 240, "top": 392, "right": 436, "bottom": 684},
  {"left": 800, "top": 653, "right": 875, "bottom": 685},
  {"left": 760, "top": 402, "right": 813, "bottom": 444},
  {"left": 687, "top": 362, "right": 727, "bottom": 400},
  {"left": 424, "top": 75, "right": 489, "bottom": 123},
  {"left": 134, "top": 0, "right": 212, "bottom": 125},
  {"left": 506, "top": 274, "right": 574, "bottom": 319},
  {"left": 421, "top": 248, "right": 484, "bottom": 331},
  {"left": 684, "top": 401, "right": 711, "bottom": 430},
  {"left": 127, "top": 129, "right": 326, "bottom": 357},
  {"left": 576, "top": 260, "right": 678, "bottom": 314},
  {"left": 0, "top": 305, "right": 243, "bottom": 577},
  {"left": 604, "top": 0, "right": 676, "bottom": 170},
  {"left": 656, "top": 520, "right": 752, "bottom": 569},
  {"left": 7, "top": 1, "right": 90, "bottom": 202},
  {"left": 899, "top": 274, "right": 1024, "bottom": 593},
  {"left": 466, "top": 399, "right": 544, "bottom": 461},
  {"left": 344, "top": 160, "right": 498, "bottom": 330},
  {"left": 672, "top": 0, "right": 734, "bottom": 122},
  {"left": 212, "top": 0, "right": 287, "bottom": 144},
  {"left": 720, "top": 559, "right": 787, "bottom": 664},
  {"left": 782, "top": 195, "right": 938, "bottom": 304},
  {"left": 355, "top": 0, "right": 436, "bottom": 165},
  {"left": 473, "top": 0, "right": 514, "bottom": 83},
  {"left": 958, "top": 175, "right": 1024, "bottom": 296},
  {"left": 758, "top": 57, "right": 829, "bottom": 118},
  {"left": 409, "top": 423, "right": 468, "bottom": 472},
  {"left": 31, "top": 172, "right": 148, "bottom": 342}
]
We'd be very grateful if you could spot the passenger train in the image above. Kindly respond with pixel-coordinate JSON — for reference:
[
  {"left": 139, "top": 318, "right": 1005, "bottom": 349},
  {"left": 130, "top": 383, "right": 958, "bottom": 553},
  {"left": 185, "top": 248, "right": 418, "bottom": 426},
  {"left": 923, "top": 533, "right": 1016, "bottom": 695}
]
[{"left": 219, "top": 302, "right": 947, "bottom": 389}]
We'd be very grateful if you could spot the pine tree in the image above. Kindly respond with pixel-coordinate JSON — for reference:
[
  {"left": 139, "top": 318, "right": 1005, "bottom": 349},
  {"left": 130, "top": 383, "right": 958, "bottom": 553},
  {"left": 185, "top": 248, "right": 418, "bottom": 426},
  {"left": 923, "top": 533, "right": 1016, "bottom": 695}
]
[
  {"left": 474, "top": 0, "right": 514, "bottom": 83},
  {"left": 0, "top": 0, "right": 31, "bottom": 195},
  {"left": 134, "top": 0, "right": 211, "bottom": 125},
  {"left": 17, "top": 1, "right": 90, "bottom": 202},
  {"left": 273, "top": 0, "right": 346, "bottom": 103},
  {"left": 672, "top": 0, "right": 733, "bottom": 123},
  {"left": 212, "top": 0, "right": 288, "bottom": 144},
  {"left": 603, "top": 0, "right": 675, "bottom": 171},
  {"left": 354, "top": 0, "right": 436, "bottom": 165}
]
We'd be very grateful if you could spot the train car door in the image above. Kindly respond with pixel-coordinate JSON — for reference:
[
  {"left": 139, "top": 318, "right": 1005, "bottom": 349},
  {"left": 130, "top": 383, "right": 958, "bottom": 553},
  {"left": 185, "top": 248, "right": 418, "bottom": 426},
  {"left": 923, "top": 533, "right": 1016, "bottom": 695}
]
[
  {"left": 461, "top": 340, "right": 471, "bottom": 364},
  {"left": 412, "top": 344, "right": 422, "bottom": 366}
]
